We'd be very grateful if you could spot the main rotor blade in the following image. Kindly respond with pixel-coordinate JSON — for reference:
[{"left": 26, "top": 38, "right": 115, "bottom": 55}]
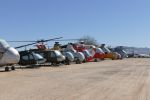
[
  {"left": 8, "top": 37, "right": 63, "bottom": 43},
  {"left": 14, "top": 37, "right": 63, "bottom": 49},
  {"left": 15, "top": 42, "right": 37, "bottom": 49},
  {"left": 54, "top": 39, "right": 80, "bottom": 41},
  {"left": 8, "top": 41, "right": 36, "bottom": 42},
  {"left": 37, "top": 37, "right": 63, "bottom": 42}
]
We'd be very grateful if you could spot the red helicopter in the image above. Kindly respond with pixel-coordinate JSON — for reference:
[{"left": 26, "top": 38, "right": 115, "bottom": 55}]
[
  {"left": 72, "top": 42, "right": 93, "bottom": 62},
  {"left": 73, "top": 41, "right": 105, "bottom": 62},
  {"left": 84, "top": 45, "right": 105, "bottom": 61}
]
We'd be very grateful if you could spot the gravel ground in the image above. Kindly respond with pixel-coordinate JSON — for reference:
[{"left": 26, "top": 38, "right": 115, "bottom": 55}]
[{"left": 0, "top": 58, "right": 150, "bottom": 100}]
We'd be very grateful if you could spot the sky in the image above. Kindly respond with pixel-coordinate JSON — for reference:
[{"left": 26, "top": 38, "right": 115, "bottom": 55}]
[{"left": 0, "top": 0, "right": 150, "bottom": 48}]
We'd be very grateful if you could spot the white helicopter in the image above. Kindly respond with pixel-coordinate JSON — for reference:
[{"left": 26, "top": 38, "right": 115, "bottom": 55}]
[{"left": 0, "top": 39, "right": 20, "bottom": 71}]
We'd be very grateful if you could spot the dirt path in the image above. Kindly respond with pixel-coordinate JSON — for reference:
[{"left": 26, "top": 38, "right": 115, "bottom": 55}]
[{"left": 0, "top": 58, "right": 150, "bottom": 100}]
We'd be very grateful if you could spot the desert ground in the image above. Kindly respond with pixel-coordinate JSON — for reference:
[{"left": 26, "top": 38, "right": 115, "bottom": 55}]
[{"left": 0, "top": 58, "right": 150, "bottom": 100}]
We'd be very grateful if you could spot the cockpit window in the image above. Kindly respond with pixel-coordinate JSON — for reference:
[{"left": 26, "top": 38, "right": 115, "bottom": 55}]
[
  {"left": 101, "top": 47, "right": 111, "bottom": 53},
  {"left": 55, "top": 50, "right": 62, "bottom": 56},
  {"left": 32, "top": 52, "right": 43, "bottom": 60},
  {"left": 96, "top": 48, "right": 104, "bottom": 53},
  {"left": 83, "top": 50, "right": 91, "bottom": 57}
]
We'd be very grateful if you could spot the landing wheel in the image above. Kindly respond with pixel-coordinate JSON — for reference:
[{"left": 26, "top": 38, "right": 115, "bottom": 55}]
[
  {"left": 82, "top": 60, "right": 86, "bottom": 63},
  {"left": 76, "top": 59, "right": 81, "bottom": 64},
  {"left": 5, "top": 67, "right": 9, "bottom": 72},
  {"left": 53, "top": 63, "right": 59, "bottom": 66},
  {"left": 94, "top": 59, "right": 98, "bottom": 62},
  {"left": 112, "top": 58, "right": 115, "bottom": 60},
  {"left": 65, "top": 58, "right": 70, "bottom": 65},
  {"left": 66, "top": 60, "right": 70, "bottom": 65},
  {"left": 11, "top": 66, "right": 15, "bottom": 70}
]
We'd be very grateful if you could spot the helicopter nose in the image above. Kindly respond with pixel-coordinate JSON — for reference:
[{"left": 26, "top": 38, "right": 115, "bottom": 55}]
[{"left": 5, "top": 47, "right": 20, "bottom": 64}]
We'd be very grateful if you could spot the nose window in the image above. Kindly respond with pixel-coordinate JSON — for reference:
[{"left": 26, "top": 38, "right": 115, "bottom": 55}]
[
  {"left": 96, "top": 48, "right": 104, "bottom": 53},
  {"left": 29, "top": 54, "right": 34, "bottom": 60}
]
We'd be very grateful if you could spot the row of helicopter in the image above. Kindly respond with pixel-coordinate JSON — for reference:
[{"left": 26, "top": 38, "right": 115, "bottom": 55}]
[{"left": 0, "top": 37, "right": 128, "bottom": 71}]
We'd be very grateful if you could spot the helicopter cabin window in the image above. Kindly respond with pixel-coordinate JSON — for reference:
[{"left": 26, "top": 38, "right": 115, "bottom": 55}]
[
  {"left": 50, "top": 52, "right": 56, "bottom": 57},
  {"left": 96, "top": 48, "right": 104, "bottom": 53},
  {"left": 29, "top": 54, "right": 34, "bottom": 60},
  {"left": 102, "top": 47, "right": 111, "bottom": 53},
  {"left": 38, "top": 53, "right": 44, "bottom": 57},
  {"left": 22, "top": 55, "right": 29, "bottom": 61},
  {"left": 33, "top": 53, "right": 43, "bottom": 60},
  {"left": 55, "top": 51, "right": 62, "bottom": 56},
  {"left": 83, "top": 50, "right": 91, "bottom": 57}
]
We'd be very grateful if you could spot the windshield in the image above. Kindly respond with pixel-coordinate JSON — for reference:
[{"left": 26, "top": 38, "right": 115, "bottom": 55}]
[
  {"left": 32, "top": 52, "right": 43, "bottom": 60},
  {"left": 122, "top": 50, "right": 127, "bottom": 54},
  {"left": 83, "top": 50, "right": 91, "bottom": 57},
  {"left": 101, "top": 47, "right": 111, "bottom": 53},
  {"left": 0, "top": 39, "right": 10, "bottom": 49},
  {"left": 55, "top": 50, "right": 62, "bottom": 56},
  {"left": 96, "top": 48, "right": 104, "bottom": 53}
]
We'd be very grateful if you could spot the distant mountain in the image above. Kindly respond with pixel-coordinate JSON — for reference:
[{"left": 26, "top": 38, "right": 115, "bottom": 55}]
[{"left": 123, "top": 46, "right": 150, "bottom": 54}]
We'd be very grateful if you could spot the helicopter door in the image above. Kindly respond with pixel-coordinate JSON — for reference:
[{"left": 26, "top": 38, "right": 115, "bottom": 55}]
[
  {"left": 50, "top": 51, "right": 57, "bottom": 63},
  {"left": 21, "top": 55, "right": 29, "bottom": 65},
  {"left": 29, "top": 54, "right": 36, "bottom": 65},
  {"left": 20, "top": 54, "right": 35, "bottom": 65}
]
